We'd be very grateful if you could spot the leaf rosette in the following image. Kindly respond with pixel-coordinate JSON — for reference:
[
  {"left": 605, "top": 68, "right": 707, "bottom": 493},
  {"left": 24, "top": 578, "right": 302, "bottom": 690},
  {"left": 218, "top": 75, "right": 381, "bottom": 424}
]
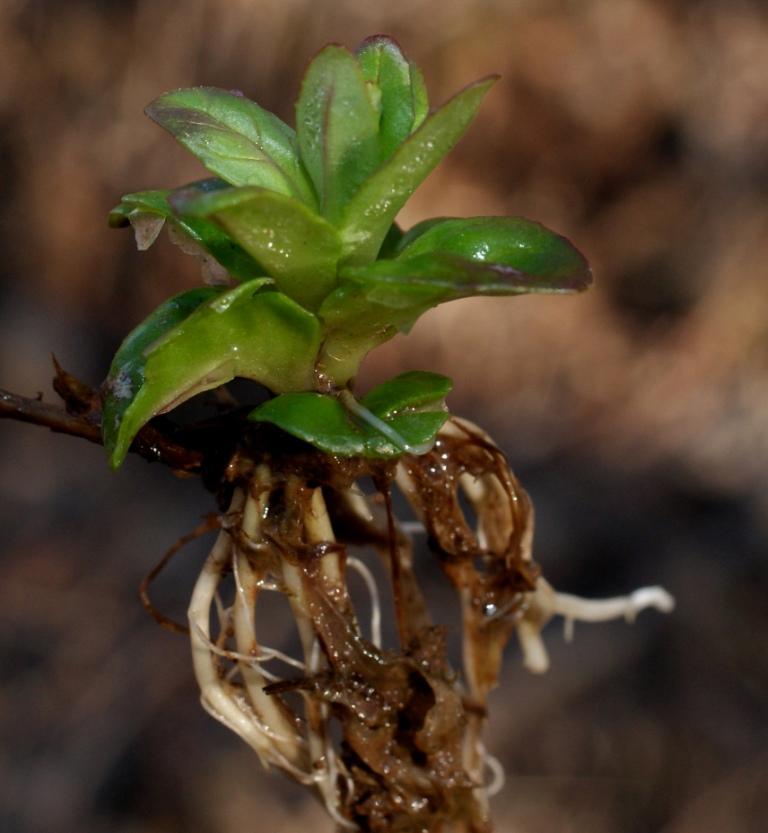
[{"left": 104, "top": 36, "right": 592, "bottom": 469}]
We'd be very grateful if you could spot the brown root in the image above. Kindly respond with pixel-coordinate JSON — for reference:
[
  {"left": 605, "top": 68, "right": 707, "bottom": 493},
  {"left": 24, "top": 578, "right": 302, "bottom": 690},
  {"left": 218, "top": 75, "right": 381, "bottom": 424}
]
[
  {"left": 183, "top": 417, "right": 673, "bottom": 833},
  {"left": 139, "top": 514, "right": 220, "bottom": 634}
]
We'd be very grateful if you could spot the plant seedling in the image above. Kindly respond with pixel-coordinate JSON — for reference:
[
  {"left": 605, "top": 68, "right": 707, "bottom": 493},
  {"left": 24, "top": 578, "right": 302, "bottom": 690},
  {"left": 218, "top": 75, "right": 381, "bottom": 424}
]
[{"left": 3, "top": 35, "right": 674, "bottom": 833}]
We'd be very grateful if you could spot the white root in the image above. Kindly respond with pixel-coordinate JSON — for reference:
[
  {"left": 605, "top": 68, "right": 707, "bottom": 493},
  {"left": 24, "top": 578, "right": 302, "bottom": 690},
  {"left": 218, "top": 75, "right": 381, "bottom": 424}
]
[
  {"left": 436, "top": 419, "right": 674, "bottom": 678},
  {"left": 516, "top": 619, "right": 551, "bottom": 675},
  {"left": 347, "top": 556, "right": 382, "bottom": 648},
  {"left": 188, "top": 498, "right": 280, "bottom": 765},
  {"left": 187, "top": 486, "right": 309, "bottom": 778},
  {"left": 482, "top": 747, "right": 506, "bottom": 798},
  {"left": 190, "top": 621, "right": 279, "bottom": 682},
  {"left": 233, "top": 475, "right": 306, "bottom": 764},
  {"left": 517, "top": 578, "right": 675, "bottom": 673},
  {"left": 556, "top": 585, "right": 676, "bottom": 635},
  {"left": 186, "top": 478, "right": 359, "bottom": 815}
]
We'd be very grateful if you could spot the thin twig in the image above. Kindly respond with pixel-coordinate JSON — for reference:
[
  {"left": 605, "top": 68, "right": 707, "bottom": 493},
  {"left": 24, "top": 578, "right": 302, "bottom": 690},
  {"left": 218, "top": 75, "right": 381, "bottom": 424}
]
[
  {"left": 0, "top": 387, "right": 102, "bottom": 443},
  {"left": 0, "top": 362, "right": 205, "bottom": 473}
]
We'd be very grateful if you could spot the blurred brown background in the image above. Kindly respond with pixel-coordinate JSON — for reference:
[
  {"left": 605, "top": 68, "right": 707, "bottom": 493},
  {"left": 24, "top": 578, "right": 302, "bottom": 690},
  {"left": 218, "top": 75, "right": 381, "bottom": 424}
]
[{"left": 1, "top": 0, "right": 767, "bottom": 831}]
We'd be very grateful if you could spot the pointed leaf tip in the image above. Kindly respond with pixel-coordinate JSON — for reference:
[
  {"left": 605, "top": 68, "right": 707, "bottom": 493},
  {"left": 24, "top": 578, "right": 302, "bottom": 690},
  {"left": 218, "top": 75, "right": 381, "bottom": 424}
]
[
  {"left": 395, "top": 216, "right": 592, "bottom": 293},
  {"left": 338, "top": 75, "right": 498, "bottom": 265},
  {"left": 356, "top": 36, "right": 427, "bottom": 161}
]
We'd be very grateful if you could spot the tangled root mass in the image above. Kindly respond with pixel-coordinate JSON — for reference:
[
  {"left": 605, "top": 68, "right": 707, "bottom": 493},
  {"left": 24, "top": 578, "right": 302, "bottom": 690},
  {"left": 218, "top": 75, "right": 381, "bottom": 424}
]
[{"left": 180, "top": 417, "right": 672, "bottom": 833}]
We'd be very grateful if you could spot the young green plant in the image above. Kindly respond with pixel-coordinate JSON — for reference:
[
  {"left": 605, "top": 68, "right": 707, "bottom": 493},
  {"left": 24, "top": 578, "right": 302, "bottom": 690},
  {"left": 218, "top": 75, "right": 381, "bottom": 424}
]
[{"left": 102, "top": 36, "right": 673, "bottom": 833}]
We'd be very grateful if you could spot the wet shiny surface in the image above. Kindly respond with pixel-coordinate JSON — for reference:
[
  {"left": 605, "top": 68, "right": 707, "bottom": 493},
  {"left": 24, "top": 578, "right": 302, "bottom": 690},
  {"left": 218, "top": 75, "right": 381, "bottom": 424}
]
[{"left": 2, "top": 1, "right": 767, "bottom": 830}]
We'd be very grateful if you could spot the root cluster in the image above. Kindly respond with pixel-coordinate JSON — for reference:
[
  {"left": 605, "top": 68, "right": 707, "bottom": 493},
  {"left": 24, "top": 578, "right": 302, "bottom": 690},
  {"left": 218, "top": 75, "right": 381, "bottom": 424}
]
[{"left": 182, "top": 417, "right": 672, "bottom": 833}]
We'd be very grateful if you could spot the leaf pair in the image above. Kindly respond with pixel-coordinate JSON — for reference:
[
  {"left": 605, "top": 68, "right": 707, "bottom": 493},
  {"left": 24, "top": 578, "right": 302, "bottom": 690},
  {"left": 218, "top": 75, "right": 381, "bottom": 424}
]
[
  {"left": 295, "top": 38, "right": 429, "bottom": 224},
  {"left": 250, "top": 371, "right": 451, "bottom": 457},
  {"left": 357, "top": 36, "right": 429, "bottom": 160},
  {"left": 294, "top": 38, "right": 499, "bottom": 262}
]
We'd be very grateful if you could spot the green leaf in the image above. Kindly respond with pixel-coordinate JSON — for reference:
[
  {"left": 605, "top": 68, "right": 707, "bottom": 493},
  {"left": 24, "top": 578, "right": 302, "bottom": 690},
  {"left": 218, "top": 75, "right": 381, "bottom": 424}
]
[
  {"left": 338, "top": 76, "right": 498, "bottom": 265},
  {"left": 317, "top": 216, "right": 591, "bottom": 384},
  {"left": 360, "top": 370, "right": 452, "bottom": 417},
  {"left": 248, "top": 371, "right": 451, "bottom": 457},
  {"left": 102, "top": 286, "right": 223, "bottom": 465},
  {"left": 296, "top": 45, "right": 380, "bottom": 222},
  {"left": 356, "top": 36, "right": 427, "bottom": 161},
  {"left": 109, "top": 180, "right": 265, "bottom": 281},
  {"left": 104, "top": 280, "right": 322, "bottom": 469},
  {"left": 146, "top": 87, "right": 317, "bottom": 206},
  {"left": 391, "top": 216, "right": 446, "bottom": 254},
  {"left": 376, "top": 222, "right": 404, "bottom": 259},
  {"left": 394, "top": 216, "right": 593, "bottom": 292},
  {"left": 253, "top": 393, "right": 366, "bottom": 455},
  {"left": 409, "top": 62, "right": 429, "bottom": 130},
  {"left": 174, "top": 186, "right": 342, "bottom": 310},
  {"left": 337, "top": 252, "right": 569, "bottom": 311}
]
